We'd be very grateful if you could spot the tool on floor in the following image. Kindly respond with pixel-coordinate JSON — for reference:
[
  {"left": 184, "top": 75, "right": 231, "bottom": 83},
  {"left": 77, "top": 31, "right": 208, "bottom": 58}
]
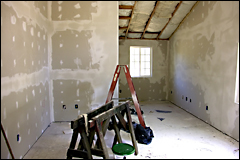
[
  {"left": 1, "top": 123, "right": 15, "bottom": 159},
  {"left": 67, "top": 101, "right": 138, "bottom": 159},
  {"left": 106, "top": 65, "right": 146, "bottom": 128}
]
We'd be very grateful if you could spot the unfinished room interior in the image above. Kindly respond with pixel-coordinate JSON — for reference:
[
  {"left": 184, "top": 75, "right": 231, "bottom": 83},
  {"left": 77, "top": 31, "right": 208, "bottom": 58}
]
[{"left": 1, "top": 1, "right": 240, "bottom": 159}]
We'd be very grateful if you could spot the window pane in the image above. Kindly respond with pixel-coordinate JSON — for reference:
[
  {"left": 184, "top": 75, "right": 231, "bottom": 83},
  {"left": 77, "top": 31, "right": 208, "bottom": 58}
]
[
  {"left": 146, "top": 62, "right": 150, "bottom": 69},
  {"left": 130, "top": 46, "right": 151, "bottom": 77},
  {"left": 134, "top": 54, "right": 139, "bottom": 61},
  {"left": 146, "top": 54, "right": 150, "bottom": 61},
  {"left": 145, "top": 69, "right": 150, "bottom": 76}
]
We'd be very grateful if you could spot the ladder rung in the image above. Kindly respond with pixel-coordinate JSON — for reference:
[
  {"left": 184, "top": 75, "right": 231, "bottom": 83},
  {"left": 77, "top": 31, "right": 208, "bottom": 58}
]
[{"left": 112, "top": 97, "right": 132, "bottom": 100}]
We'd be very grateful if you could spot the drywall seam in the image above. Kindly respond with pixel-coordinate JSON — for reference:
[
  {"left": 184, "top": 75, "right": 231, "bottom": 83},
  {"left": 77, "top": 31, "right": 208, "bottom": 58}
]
[
  {"left": 1, "top": 67, "right": 49, "bottom": 100},
  {"left": 2, "top": 1, "right": 51, "bottom": 33},
  {"left": 169, "top": 1, "right": 239, "bottom": 138},
  {"left": 50, "top": 1, "right": 118, "bottom": 114}
]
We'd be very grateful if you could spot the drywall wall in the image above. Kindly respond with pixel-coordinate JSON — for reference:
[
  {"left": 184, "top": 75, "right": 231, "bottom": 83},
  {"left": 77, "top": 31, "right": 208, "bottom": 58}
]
[
  {"left": 169, "top": 1, "right": 239, "bottom": 140},
  {"left": 1, "top": 1, "right": 119, "bottom": 158},
  {"left": 50, "top": 1, "right": 119, "bottom": 121},
  {"left": 1, "top": 1, "right": 51, "bottom": 159},
  {"left": 119, "top": 39, "right": 168, "bottom": 102}
]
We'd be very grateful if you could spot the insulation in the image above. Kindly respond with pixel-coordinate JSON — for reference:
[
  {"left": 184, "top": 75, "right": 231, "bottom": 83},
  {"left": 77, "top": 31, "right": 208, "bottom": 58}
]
[
  {"left": 119, "top": 29, "right": 126, "bottom": 36},
  {"left": 147, "top": 16, "right": 169, "bottom": 32},
  {"left": 154, "top": 1, "right": 180, "bottom": 18},
  {"left": 119, "top": 1, "right": 135, "bottom": 6},
  {"left": 159, "top": 1, "right": 197, "bottom": 39},
  {"left": 159, "top": 23, "right": 179, "bottom": 39},
  {"left": 119, "top": 19, "right": 129, "bottom": 27},
  {"left": 119, "top": 9, "right": 131, "bottom": 16},
  {"left": 143, "top": 33, "right": 158, "bottom": 39},
  {"left": 129, "top": 1, "right": 156, "bottom": 32},
  {"left": 147, "top": 1, "right": 180, "bottom": 32},
  {"left": 127, "top": 33, "right": 142, "bottom": 38},
  {"left": 170, "top": 1, "right": 197, "bottom": 25}
]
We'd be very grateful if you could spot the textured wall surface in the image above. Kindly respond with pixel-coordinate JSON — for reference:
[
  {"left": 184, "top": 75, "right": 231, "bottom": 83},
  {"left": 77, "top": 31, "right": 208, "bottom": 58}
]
[
  {"left": 119, "top": 39, "right": 168, "bottom": 102},
  {"left": 1, "top": 1, "right": 51, "bottom": 159},
  {"left": 50, "top": 1, "right": 118, "bottom": 121},
  {"left": 1, "top": 1, "right": 118, "bottom": 158},
  {"left": 169, "top": 1, "right": 239, "bottom": 140}
]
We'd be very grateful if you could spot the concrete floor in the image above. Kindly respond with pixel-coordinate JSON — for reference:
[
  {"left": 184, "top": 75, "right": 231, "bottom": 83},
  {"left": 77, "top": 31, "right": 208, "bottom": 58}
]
[{"left": 23, "top": 101, "right": 239, "bottom": 159}]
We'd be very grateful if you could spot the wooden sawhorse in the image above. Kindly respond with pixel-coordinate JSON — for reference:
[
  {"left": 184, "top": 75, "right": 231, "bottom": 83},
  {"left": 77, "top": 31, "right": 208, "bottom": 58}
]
[{"left": 66, "top": 100, "right": 138, "bottom": 159}]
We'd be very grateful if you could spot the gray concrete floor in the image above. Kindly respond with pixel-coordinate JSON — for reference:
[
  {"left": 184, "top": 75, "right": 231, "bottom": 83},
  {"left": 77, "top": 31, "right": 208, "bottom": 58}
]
[{"left": 23, "top": 101, "right": 239, "bottom": 159}]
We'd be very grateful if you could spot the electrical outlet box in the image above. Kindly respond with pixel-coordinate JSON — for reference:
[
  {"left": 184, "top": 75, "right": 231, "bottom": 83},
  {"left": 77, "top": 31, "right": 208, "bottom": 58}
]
[
  {"left": 75, "top": 104, "right": 78, "bottom": 109},
  {"left": 63, "top": 105, "right": 66, "bottom": 109}
]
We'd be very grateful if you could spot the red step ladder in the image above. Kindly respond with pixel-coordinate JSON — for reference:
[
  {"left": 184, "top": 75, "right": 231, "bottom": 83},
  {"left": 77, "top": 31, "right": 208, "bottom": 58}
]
[{"left": 106, "top": 65, "right": 146, "bottom": 128}]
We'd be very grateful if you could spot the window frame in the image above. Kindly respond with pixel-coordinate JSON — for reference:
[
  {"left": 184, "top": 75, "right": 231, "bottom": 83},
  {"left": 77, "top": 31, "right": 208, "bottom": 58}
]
[{"left": 129, "top": 46, "right": 152, "bottom": 78}]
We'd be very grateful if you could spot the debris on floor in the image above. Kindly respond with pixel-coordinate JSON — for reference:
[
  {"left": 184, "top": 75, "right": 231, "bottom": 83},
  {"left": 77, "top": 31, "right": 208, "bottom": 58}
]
[
  {"left": 149, "top": 111, "right": 153, "bottom": 113},
  {"left": 63, "top": 129, "right": 73, "bottom": 134},
  {"left": 133, "top": 122, "right": 154, "bottom": 145},
  {"left": 157, "top": 117, "right": 165, "bottom": 121},
  {"left": 130, "top": 108, "right": 144, "bottom": 115},
  {"left": 155, "top": 110, "right": 172, "bottom": 113}
]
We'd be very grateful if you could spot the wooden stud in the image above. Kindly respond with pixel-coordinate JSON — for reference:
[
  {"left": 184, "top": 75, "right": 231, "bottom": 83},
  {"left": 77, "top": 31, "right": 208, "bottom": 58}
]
[
  {"left": 95, "top": 119, "right": 109, "bottom": 159},
  {"left": 67, "top": 149, "right": 89, "bottom": 159},
  {"left": 115, "top": 112, "right": 127, "bottom": 130},
  {"left": 67, "top": 129, "right": 79, "bottom": 159},
  {"left": 78, "top": 128, "right": 93, "bottom": 159},
  {"left": 119, "top": 26, "right": 128, "bottom": 30},
  {"left": 141, "top": 1, "right": 160, "bottom": 39},
  {"left": 169, "top": 1, "right": 200, "bottom": 40},
  {"left": 125, "top": 1, "right": 137, "bottom": 39},
  {"left": 119, "top": 5, "right": 133, "bottom": 9},
  {"left": 157, "top": 1, "right": 183, "bottom": 39},
  {"left": 125, "top": 103, "right": 138, "bottom": 155},
  {"left": 111, "top": 115, "right": 122, "bottom": 145},
  {"left": 119, "top": 16, "right": 131, "bottom": 19}
]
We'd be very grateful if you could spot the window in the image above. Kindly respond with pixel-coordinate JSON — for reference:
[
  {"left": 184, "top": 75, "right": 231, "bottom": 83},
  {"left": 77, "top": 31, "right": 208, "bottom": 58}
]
[{"left": 130, "top": 46, "right": 152, "bottom": 77}]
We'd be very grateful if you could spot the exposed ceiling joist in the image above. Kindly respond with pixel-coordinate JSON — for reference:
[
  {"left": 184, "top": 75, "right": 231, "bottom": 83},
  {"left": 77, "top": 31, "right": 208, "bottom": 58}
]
[
  {"left": 119, "top": 16, "right": 131, "bottom": 19},
  {"left": 127, "top": 31, "right": 160, "bottom": 34},
  {"left": 119, "top": 26, "right": 128, "bottom": 30},
  {"left": 141, "top": 1, "right": 160, "bottom": 39},
  {"left": 125, "top": 1, "right": 137, "bottom": 39},
  {"left": 119, "top": 37, "right": 169, "bottom": 40},
  {"left": 169, "top": 1, "right": 199, "bottom": 40},
  {"left": 157, "top": 1, "right": 182, "bottom": 40},
  {"left": 119, "top": 5, "right": 134, "bottom": 9},
  {"left": 119, "top": 1, "right": 198, "bottom": 40}
]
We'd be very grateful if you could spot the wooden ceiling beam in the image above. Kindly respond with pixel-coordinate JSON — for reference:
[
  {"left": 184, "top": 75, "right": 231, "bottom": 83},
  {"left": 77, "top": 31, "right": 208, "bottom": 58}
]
[
  {"left": 119, "top": 5, "right": 134, "bottom": 9},
  {"left": 119, "top": 16, "right": 131, "bottom": 19},
  {"left": 119, "top": 26, "right": 128, "bottom": 30},
  {"left": 119, "top": 37, "right": 169, "bottom": 40},
  {"left": 156, "top": 1, "right": 182, "bottom": 40},
  {"left": 125, "top": 1, "right": 137, "bottom": 39},
  {"left": 121, "top": 31, "right": 160, "bottom": 34},
  {"left": 169, "top": 1, "right": 199, "bottom": 39},
  {"left": 141, "top": 1, "right": 160, "bottom": 39}
]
